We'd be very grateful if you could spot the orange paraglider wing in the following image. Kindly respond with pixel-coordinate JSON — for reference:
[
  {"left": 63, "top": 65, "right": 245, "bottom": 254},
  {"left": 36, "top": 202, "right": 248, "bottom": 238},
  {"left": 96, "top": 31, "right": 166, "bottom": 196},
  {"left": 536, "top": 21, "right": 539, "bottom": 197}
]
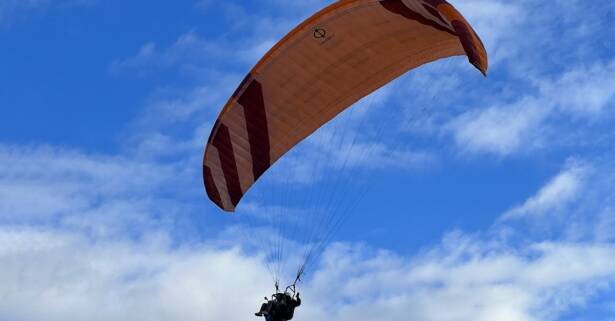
[{"left": 203, "top": 0, "right": 488, "bottom": 211}]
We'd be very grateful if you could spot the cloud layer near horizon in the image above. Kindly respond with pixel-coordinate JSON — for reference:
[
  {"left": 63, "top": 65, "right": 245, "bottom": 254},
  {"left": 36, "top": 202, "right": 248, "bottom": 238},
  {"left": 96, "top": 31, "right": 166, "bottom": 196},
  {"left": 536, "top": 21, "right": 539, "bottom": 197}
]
[{"left": 2, "top": 144, "right": 615, "bottom": 321}]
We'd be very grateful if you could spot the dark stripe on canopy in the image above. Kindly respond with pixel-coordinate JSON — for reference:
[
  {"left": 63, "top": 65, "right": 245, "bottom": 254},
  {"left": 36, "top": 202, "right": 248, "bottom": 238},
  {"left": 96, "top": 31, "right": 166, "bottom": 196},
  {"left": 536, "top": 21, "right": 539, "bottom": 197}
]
[
  {"left": 238, "top": 79, "right": 272, "bottom": 180},
  {"left": 422, "top": 4, "right": 448, "bottom": 26},
  {"left": 211, "top": 124, "right": 243, "bottom": 207},
  {"left": 380, "top": 0, "right": 456, "bottom": 35},
  {"left": 203, "top": 165, "right": 223, "bottom": 208}
]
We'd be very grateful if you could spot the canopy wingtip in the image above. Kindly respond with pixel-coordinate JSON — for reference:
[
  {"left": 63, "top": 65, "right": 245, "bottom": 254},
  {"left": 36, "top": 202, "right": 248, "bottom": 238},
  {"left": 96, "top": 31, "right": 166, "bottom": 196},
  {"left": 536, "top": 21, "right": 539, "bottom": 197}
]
[{"left": 471, "top": 60, "right": 488, "bottom": 77}]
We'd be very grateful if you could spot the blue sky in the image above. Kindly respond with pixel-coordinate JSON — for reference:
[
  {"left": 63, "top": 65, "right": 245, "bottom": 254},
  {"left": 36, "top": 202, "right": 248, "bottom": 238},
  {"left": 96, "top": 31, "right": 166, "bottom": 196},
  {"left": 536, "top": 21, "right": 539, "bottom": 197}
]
[{"left": 1, "top": 0, "right": 615, "bottom": 320}]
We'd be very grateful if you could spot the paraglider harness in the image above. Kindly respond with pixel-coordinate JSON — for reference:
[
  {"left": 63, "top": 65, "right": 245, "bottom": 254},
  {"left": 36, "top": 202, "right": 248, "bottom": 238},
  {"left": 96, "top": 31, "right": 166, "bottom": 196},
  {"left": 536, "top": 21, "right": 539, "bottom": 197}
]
[
  {"left": 256, "top": 269, "right": 303, "bottom": 321},
  {"left": 276, "top": 266, "right": 302, "bottom": 297}
]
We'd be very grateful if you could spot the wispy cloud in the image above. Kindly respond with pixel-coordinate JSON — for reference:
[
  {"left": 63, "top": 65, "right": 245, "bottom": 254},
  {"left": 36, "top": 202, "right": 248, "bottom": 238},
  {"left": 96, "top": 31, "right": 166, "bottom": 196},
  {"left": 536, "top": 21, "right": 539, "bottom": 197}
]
[
  {"left": 501, "top": 160, "right": 588, "bottom": 220},
  {"left": 4, "top": 224, "right": 615, "bottom": 321},
  {"left": 494, "top": 158, "right": 615, "bottom": 246},
  {"left": 304, "top": 236, "right": 615, "bottom": 321},
  {"left": 539, "top": 61, "right": 615, "bottom": 116},
  {"left": 110, "top": 0, "right": 329, "bottom": 78},
  {"left": 0, "top": 144, "right": 182, "bottom": 237},
  {"left": 0, "top": 0, "right": 48, "bottom": 24},
  {"left": 448, "top": 97, "right": 549, "bottom": 155},
  {"left": 447, "top": 60, "right": 615, "bottom": 156},
  {"left": 0, "top": 227, "right": 272, "bottom": 321},
  {"left": 0, "top": 0, "right": 92, "bottom": 26},
  {"left": 109, "top": 32, "right": 275, "bottom": 77}
]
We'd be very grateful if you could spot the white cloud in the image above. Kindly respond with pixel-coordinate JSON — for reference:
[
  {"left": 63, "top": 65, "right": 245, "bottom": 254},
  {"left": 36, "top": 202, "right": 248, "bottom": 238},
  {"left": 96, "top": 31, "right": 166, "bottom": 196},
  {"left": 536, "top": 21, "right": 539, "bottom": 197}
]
[
  {"left": 4, "top": 225, "right": 615, "bottom": 321},
  {"left": 109, "top": 3, "right": 307, "bottom": 77},
  {"left": 502, "top": 161, "right": 588, "bottom": 220},
  {"left": 0, "top": 227, "right": 271, "bottom": 321},
  {"left": 2, "top": 135, "right": 615, "bottom": 321},
  {"left": 305, "top": 234, "right": 615, "bottom": 321},
  {"left": 109, "top": 32, "right": 239, "bottom": 76},
  {"left": 134, "top": 84, "right": 232, "bottom": 128},
  {"left": 539, "top": 61, "right": 615, "bottom": 116},
  {"left": 449, "top": 97, "right": 549, "bottom": 155},
  {"left": 489, "top": 158, "right": 615, "bottom": 245},
  {"left": 448, "top": 59, "right": 615, "bottom": 156},
  {"left": 0, "top": 144, "right": 181, "bottom": 237}
]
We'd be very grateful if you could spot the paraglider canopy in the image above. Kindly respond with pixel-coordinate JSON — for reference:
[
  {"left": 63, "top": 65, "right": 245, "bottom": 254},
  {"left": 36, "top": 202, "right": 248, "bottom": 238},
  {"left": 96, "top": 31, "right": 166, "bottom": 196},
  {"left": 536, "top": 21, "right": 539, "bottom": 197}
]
[{"left": 203, "top": 0, "right": 488, "bottom": 211}]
